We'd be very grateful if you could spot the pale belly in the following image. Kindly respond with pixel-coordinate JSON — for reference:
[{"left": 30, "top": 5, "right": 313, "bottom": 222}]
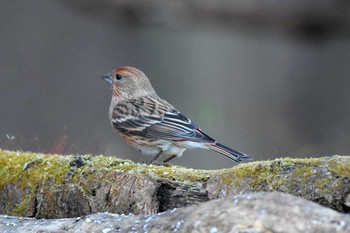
[{"left": 120, "top": 134, "right": 208, "bottom": 158}]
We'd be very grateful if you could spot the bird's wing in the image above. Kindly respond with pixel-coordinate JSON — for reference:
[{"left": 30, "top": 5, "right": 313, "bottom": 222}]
[{"left": 111, "top": 97, "right": 214, "bottom": 142}]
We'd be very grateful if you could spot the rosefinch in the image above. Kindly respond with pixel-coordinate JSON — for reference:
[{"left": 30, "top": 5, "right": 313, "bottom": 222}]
[{"left": 102, "top": 66, "right": 252, "bottom": 163}]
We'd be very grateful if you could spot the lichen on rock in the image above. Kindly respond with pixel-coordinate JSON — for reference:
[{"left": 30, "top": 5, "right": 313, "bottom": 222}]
[{"left": 0, "top": 149, "right": 350, "bottom": 218}]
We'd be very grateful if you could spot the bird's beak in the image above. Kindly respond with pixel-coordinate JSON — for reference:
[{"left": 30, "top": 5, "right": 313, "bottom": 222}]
[{"left": 101, "top": 73, "right": 113, "bottom": 86}]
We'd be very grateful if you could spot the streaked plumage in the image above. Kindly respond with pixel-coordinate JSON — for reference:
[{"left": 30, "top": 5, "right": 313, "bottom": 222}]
[{"left": 102, "top": 66, "right": 252, "bottom": 163}]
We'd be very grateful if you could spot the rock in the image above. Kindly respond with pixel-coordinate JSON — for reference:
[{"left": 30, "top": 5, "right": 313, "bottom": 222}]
[
  {"left": 1, "top": 192, "right": 349, "bottom": 233},
  {"left": 1, "top": 150, "right": 350, "bottom": 218}
]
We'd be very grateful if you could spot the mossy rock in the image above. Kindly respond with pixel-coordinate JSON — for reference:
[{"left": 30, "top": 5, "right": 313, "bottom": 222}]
[{"left": 0, "top": 149, "right": 349, "bottom": 218}]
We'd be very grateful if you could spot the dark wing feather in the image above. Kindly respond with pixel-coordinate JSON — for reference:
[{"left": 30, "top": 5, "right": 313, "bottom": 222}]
[
  {"left": 111, "top": 97, "right": 214, "bottom": 143},
  {"left": 146, "top": 110, "right": 214, "bottom": 142}
]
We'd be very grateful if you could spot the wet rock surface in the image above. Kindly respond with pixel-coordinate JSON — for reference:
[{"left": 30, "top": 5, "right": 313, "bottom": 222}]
[{"left": 1, "top": 192, "right": 350, "bottom": 233}]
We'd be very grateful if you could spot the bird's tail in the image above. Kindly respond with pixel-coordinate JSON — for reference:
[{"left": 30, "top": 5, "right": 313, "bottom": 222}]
[{"left": 208, "top": 142, "right": 252, "bottom": 162}]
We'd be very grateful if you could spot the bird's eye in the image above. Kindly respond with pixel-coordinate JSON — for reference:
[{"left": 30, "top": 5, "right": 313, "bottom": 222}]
[{"left": 116, "top": 74, "right": 123, "bottom": 80}]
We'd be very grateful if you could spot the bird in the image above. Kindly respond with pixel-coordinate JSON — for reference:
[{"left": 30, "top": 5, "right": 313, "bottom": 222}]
[{"left": 101, "top": 66, "right": 252, "bottom": 163}]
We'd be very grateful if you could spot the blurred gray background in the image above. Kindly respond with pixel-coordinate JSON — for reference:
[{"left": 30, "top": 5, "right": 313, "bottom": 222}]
[{"left": 1, "top": 0, "right": 350, "bottom": 169}]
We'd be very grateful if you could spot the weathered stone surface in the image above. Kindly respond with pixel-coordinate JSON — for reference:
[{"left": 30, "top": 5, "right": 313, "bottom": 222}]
[
  {"left": 1, "top": 192, "right": 350, "bottom": 233},
  {"left": 207, "top": 156, "right": 350, "bottom": 213},
  {"left": 1, "top": 150, "right": 350, "bottom": 218}
]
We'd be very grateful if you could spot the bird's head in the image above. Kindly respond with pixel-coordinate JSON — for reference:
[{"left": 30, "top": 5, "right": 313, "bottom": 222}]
[{"left": 101, "top": 66, "right": 156, "bottom": 100}]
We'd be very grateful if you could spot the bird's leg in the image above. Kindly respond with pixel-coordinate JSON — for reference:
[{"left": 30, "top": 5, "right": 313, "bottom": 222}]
[
  {"left": 150, "top": 151, "right": 163, "bottom": 163},
  {"left": 163, "top": 154, "right": 176, "bottom": 163}
]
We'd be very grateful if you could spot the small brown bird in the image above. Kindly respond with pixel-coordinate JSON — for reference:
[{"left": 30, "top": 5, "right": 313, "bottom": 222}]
[{"left": 102, "top": 66, "right": 252, "bottom": 163}]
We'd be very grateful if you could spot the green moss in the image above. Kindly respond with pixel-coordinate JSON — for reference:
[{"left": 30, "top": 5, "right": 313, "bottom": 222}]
[
  {"left": 328, "top": 155, "right": 350, "bottom": 176},
  {"left": 1, "top": 149, "right": 350, "bottom": 216},
  {"left": 0, "top": 150, "right": 71, "bottom": 190},
  {"left": 0, "top": 149, "right": 214, "bottom": 212},
  {"left": 215, "top": 157, "right": 325, "bottom": 193},
  {"left": 0, "top": 150, "right": 338, "bottom": 197},
  {"left": 67, "top": 154, "right": 213, "bottom": 184},
  {"left": 0, "top": 150, "right": 72, "bottom": 215},
  {"left": 211, "top": 156, "right": 350, "bottom": 198},
  {"left": 12, "top": 195, "right": 33, "bottom": 216}
]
